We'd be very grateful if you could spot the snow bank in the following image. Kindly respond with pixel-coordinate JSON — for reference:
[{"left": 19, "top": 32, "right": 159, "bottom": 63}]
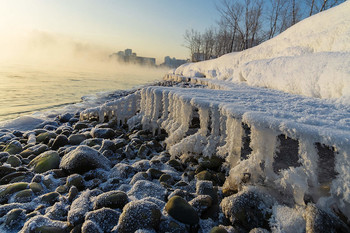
[{"left": 175, "top": 1, "right": 350, "bottom": 100}]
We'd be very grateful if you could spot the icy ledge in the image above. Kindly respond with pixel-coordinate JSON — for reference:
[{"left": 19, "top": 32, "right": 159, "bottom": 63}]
[{"left": 80, "top": 74, "right": 350, "bottom": 219}]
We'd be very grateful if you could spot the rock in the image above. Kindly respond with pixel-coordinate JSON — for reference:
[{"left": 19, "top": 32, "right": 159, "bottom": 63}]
[
  {"left": 36, "top": 132, "right": 57, "bottom": 144},
  {"left": 249, "top": 228, "right": 270, "bottom": 233},
  {"left": 0, "top": 172, "right": 27, "bottom": 185},
  {"left": 165, "top": 196, "right": 199, "bottom": 226},
  {"left": 68, "top": 185, "right": 79, "bottom": 202},
  {"left": 130, "top": 172, "right": 150, "bottom": 185},
  {"left": 167, "top": 159, "right": 184, "bottom": 171},
  {"left": 147, "top": 168, "right": 164, "bottom": 179},
  {"left": 93, "top": 190, "right": 129, "bottom": 210},
  {"left": 196, "top": 180, "right": 218, "bottom": 204},
  {"left": 220, "top": 188, "right": 274, "bottom": 231},
  {"left": 58, "top": 112, "right": 73, "bottom": 123},
  {"left": 29, "top": 182, "right": 44, "bottom": 194},
  {"left": 74, "top": 122, "right": 89, "bottom": 131},
  {"left": 0, "top": 166, "right": 16, "bottom": 177},
  {"left": 110, "top": 163, "right": 136, "bottom": 179},
  {"left": 82, "top": 220, "right": 103, "bottom": 233},
  {"left": 210, "top": 226, "right": 228, "bottom": 233},
  {"left": 60, "top": 145, "right": 112, "bottom": 174},
  {"left": 51, "top": 135, "right": 69, "bottom": 150},
  {"left": 189, "top": 195, "right": 213, "bottom": 216},
  {"left": 132, "top": 160, "right": 151, "bottom": 172},
  {"left": 128, "top": 180, "right": 167, "bottom": 201},
  {"left": 115, "top": 138, "right": 127, "bottom": 149},
  {"left": 304, "top": 203, "right": 350, "bottom": 233},
  {"left": 68, "top": 133, "right": 87, "bottom": 145},
  {"left": 85, "top": 208, "right": 121, "bottom": 232},
  {"left": 6, "top": 155, "right": 22, "bottom": 167},
  {"left": 66, "top": 173, "right": 85, "bottom": 191},
  {"left": 13, "top": 189, "right": 34, "bottom": 203},
  {"left": 159, "top": 173, "right": 174, "bottom": 185},
  {"left": 91, "top": 127, "right": 116, "bottom": 139},
  {"left": 46, "top": 201, "right": 69, "bottom": 221},
  {"left": 116, "top": 200, "right": 161, "bottom": 233},
  {"left": 68, "top": 190, "right": 93, "bottom": 226},
  {"left": 168, "top": 189, "right": 195, "bottom": 202},
  {"left": 199, "top": 156, "right": 225, "bottom": 171},
  {"left": 21, "top": 215, "right": 68, "bottom": 233},
  {"left": 99, "top": 139, "right": 117, "bottom": 152},
  {"left": 0, "top": 182, "right": 28, "bottom": 204},
  {"left": 4, "top": 208, "right": 26, "bottom": 229},
  {"left": 28, "top": 150, "right": 60, "bottom": 173},
  {"left": 40, "top": 192, "right": 60, "bottom": 205},
  {"left": 159, "top": 218, "right": 186, "bottom": 233},
  {"left": 137, "top": 144, "right": 150, "bottom": 159},
  {"left": 4, "top": 140, "right": 22, "bottom": 155}
]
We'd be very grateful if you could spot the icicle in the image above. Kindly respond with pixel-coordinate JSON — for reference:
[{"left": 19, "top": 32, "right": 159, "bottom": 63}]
[{"left": 298, "top": 137, "right": 319, "bottom": 188}]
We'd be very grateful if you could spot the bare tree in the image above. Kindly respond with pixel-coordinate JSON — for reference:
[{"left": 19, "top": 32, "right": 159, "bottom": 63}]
[
  {"left": 306, "top": 0, "right": 345, "bottom": 16},
  {"left": 266, "top": 0, "right": 288, "bottom": 39},
  {"left": 183, "top": 29, "right": 202, "bottom": 61}
]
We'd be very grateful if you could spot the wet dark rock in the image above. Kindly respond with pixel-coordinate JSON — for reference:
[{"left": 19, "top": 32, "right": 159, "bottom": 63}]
[
  {"left": 29, "top": 182, "right": 44, "bottom": 194},
  {"left": 165, "top": 195, "right": 199, "bottom": 225},
  {"left": 167, "top": 159, "right": 184, "bottom": 171},
  {"left": 159, "top": 173, "right": 174, "bottom": 185},
  {"left": 60, "top": 145, "right": 112, "bottom": 175},
  {"left": 85, "top": 207, "right": 121, "bottom": 232},
  {"left": 196, "top": 170, "right": 214, "bottom": 182},
  {"left": 81, "top": 138, "right": 103, "bottom": 147},
  {"left": 99, "top": 139, "right": 117, "bottom": 153},
  {"left": 58, "top": 112, "right": 73, "bottom": 123},
  {"left": 28, "top": 150, "right": 60, "bottom": 173},
  {"left": 51, "top": 135, "right": 69, "bottom": 150},
  {"left": 13, "top": 189, "right": 34, "bottom": 203},
  {"left": 199, "top": 155, "right": 225, "bottom": 171},
  {"left": 137, "top": 144, "right": 150, "bottom": 159},
  {"left": 116, "top": 200, "right": 161, "bottom": 233},
  {"left": 93, "top": 190, "right": 129, "bottom": 210},
  {"left": 68, "top": 185, "right": 79, "bottom": 202},
  {"left": 147, "top": 168, "right": 164, "bottom": 179}
]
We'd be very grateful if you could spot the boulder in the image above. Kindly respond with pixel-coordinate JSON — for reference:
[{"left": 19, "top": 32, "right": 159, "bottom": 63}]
[
  {"left": 93, "top": 190, "right": 129, "bottom": 210},
  {"left": 68, "top": 190, "right": 92, "bottom": 226},
  {"left": 4, "top": 140, "right": 22, "bottom": 155},
  {"left": 6, "top": 155, "right": 22, "bottom": 167},
  {"left": 128, "top": 180, "right": 166, "bottom": 201},
  {"left": 91, "top": 127, "right": 116, "bottom": 139},
  {"left": 66, "top": 173, "right": 85, "bottom": 191},
  {"left": 36, "top": 132, "right": 57, "bottom": 144},
  {"left": 28, "top": 150, "right": 60, "bottom": 173},
  {"left": 0, "top": 182, "right": 29, "bottom": 204},
  {"left": 68, "top": 134, "right": 87, "bottom": 145},
  {"left": 85, "top": 207, "right": 121, "bottom": 232},
  {"left": 220, "top": 188, "right": 274, "bottom": 231},
  {"left": 51, "top": 135, "right": 69, "bottom": 150},
  {"left": 165, "top": 195, "right": 199, "bottom": 225},
  {"left": 82, "top": 220, "right": 103, "bottom": 233},
  {"left": 304, "top": 203, "right": 350, "bottom": 233},
  {"left": 60, "top": 145, "right": 111, "bottom": 174},
  {"left": 116, "top": 200, "right": 161, "bottom": 233},
  {"left": 20, "top": 215, "right": 68, "bottom": 233}
]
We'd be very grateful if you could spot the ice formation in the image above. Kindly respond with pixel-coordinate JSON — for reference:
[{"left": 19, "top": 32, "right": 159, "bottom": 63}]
[{"left": 79, "top": 1, "right": 350, "bottom": 222}]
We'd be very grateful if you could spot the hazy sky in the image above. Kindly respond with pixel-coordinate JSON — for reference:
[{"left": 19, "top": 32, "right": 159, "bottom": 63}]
[{"left": 0, "top": 0, "right": 220, "bottom": 63}]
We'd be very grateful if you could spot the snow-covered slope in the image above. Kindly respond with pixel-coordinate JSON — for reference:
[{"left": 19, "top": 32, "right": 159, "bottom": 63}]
[{"left": 175, "top": 1, "right": 350, "bottom": 100}]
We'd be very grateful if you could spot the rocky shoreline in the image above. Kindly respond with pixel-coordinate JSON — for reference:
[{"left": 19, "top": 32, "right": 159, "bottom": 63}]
[{"left": 0, "top": 81, "right": 349, "bottom": 233}]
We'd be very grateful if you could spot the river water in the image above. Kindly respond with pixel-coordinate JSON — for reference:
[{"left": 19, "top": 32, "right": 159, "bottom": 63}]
[{"left": 0, "top": 62, "right": 167, "bottom": 123}]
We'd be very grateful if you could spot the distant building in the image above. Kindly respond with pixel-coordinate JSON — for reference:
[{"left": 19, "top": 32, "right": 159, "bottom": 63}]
[
  {"left": 110, "top": 49, "right": 156, "bottom": 66},
  {"left": 161, "top": 56, "right": 188, "bottom": 68}
]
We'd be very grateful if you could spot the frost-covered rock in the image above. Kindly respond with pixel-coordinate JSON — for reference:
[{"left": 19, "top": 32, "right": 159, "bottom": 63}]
[
  {"left": 85, "top": 207, "right": 121, "bottom": 232},
  {"left": 116, "top": 200, "right": 161, "bottom": 233},
  {"left": 4, "top": 208, "right": 26, "bottom": 230},
  {"left": 130, "top": 172, "right": 150, "bottom": 185},
  {"left": 165, "top": 195, "right": 199, "bottom": 225},
  {"left": 60, "top": 145, "right": 112, "bottom": 174},
  {"left": 4, "top": 140, "right": 22, "bottom": 155},
  {"left": 189, "top": 195, "right": 212, "bottom": 216},
  {"left": 196, "top": 180, "right": 218, "bottom": 204},
  {"left": 93, "top": 190, "right": 128, "bottom": 210},
  {"left": 81, "top": 220, "right": 103, "bottom": 233},
  {"left": 19, "top": 215, "right": 68, "bottom": 233},
  {"left": 45, "top": 201, "right": 69, "bottom": 221},
  {"left": 303, "top": 203, "right": 350, "bottom": 233},
  {"left": 67, "top": 190, "right": 93, "bottom": 226},
  {"left": 91, "top": 127, "right": 116, "bottom": 139},
  {"left": 128, "top": 180, "right": 166, "bottom": 201},
  {"left": 68, "top": 133, "right": 87, "bottom": 145},
  {"left": 110, "top": 163, "right": 136, "bottom": 179},
  {"left": 220, "top": 187, "right": 274, "bottom": 231}
]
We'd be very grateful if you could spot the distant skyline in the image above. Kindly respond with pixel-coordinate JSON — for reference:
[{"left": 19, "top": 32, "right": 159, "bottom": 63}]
[{"left": 0, "top": 0, "right": 221, "bottom": 62}]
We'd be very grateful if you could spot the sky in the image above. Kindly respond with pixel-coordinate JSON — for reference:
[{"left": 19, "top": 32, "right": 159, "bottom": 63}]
[{"left": 0, "top": 0, "right": 221, "bottom": 63}]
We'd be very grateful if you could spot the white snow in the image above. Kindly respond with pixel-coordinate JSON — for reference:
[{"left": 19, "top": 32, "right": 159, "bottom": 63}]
[{"left": 174, "top": 2, "right": 350, "bottom": 101}]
